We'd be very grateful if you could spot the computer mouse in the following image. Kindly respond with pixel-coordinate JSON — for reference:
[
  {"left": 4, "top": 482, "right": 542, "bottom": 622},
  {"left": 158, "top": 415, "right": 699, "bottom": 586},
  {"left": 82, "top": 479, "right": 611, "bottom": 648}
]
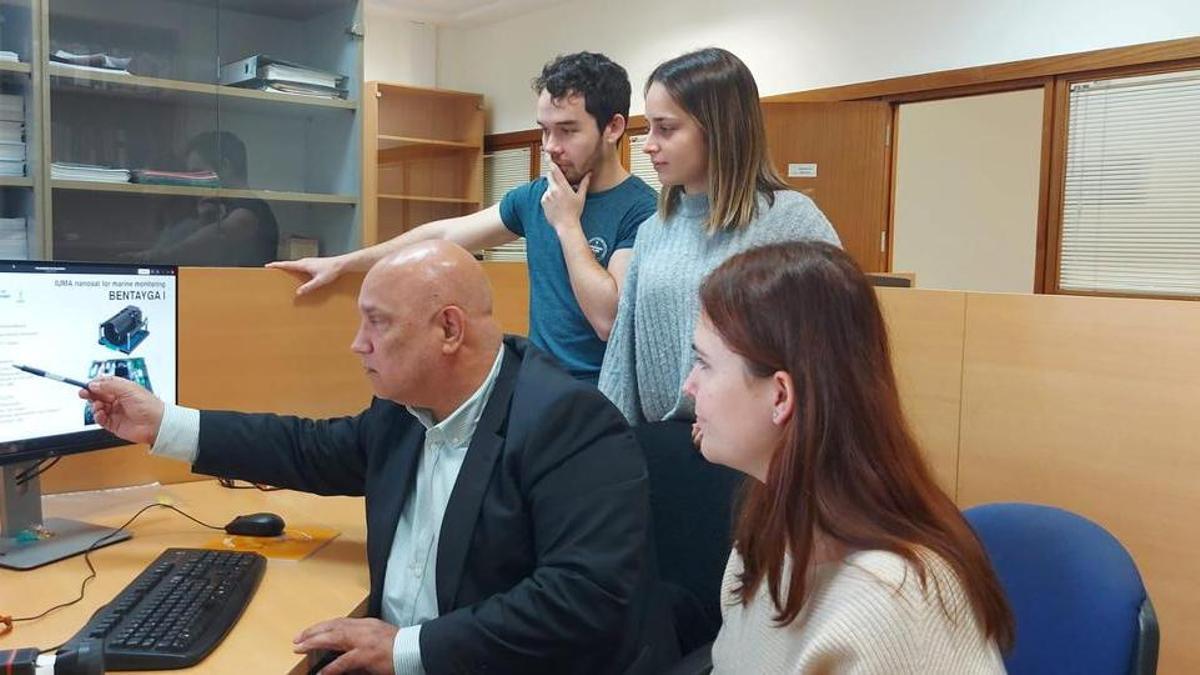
[{"left": 224, "top": 512, "right": 286, "bottom": 537}]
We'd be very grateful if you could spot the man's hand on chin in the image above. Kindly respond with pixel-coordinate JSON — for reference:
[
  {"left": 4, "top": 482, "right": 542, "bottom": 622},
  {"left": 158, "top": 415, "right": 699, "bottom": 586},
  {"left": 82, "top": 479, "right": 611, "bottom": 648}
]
[{"left": 541, "top": 164, "right": 591, "bottom": 237}]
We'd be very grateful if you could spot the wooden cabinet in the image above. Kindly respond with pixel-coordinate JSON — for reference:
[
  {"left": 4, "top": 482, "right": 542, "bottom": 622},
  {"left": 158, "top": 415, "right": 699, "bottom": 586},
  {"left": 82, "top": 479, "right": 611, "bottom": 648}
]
[
  {"left": 0, "top": 0, "right": 365, "bottom": 266},
  {"left": 362, "top": 81, "right": 483, "bottom": 245}
]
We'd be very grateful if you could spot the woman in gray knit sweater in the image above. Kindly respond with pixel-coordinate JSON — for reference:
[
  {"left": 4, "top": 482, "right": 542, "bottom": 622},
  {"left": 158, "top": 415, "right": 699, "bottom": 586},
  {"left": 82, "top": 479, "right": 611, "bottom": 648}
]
[{"left": 598, "top": 48, "right": 841, "bottom": 424}]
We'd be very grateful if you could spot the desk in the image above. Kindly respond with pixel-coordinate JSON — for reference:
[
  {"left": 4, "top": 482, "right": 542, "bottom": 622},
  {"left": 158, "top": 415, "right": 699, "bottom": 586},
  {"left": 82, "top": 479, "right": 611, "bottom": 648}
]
[{"left": 0, "top": 480, "right": 369, "bottom": 674}]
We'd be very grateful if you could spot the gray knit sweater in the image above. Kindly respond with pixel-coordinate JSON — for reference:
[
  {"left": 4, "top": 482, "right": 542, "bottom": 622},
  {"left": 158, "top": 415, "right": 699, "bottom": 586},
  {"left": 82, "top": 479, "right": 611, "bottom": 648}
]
[{"left": 598, "top": 190, "right": 841, "bottom": 424}]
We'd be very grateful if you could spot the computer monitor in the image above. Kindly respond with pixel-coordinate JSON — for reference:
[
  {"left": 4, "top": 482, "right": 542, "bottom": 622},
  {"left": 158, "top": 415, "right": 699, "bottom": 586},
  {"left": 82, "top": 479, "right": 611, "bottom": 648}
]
[{"left": 0, "top": 260, "right": 177, "bottom": 569}]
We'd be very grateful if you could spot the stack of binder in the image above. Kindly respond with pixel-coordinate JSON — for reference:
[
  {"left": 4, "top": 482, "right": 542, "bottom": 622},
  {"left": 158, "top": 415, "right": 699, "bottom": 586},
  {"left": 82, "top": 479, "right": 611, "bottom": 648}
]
[
  {"left": 0, "top": 94, "right": 24, "bottom": 177},
  {"left": 132, "top": 169, "right": 220, "bottom": 187},
  {"left": 220, "top": 55, "right": 347, "bottom": 100},
  {"left": 0, "top": 217, "right": 27, "bottom": 259},
  {"left": 50, "top": 49, "right": 132, "bottom": 75},
  {"left": 51, "top": 162, "right": 132, "bottom": 183}
]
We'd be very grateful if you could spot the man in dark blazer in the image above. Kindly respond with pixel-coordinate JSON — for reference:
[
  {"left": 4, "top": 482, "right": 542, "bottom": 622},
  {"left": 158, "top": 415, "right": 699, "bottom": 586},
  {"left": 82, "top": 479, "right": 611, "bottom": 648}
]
[{"left": 82, "top": 241, "right": 674, "bottom": 674}]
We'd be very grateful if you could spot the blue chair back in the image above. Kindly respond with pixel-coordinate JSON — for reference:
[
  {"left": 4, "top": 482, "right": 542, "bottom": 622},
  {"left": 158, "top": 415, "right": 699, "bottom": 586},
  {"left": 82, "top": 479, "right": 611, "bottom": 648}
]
[{"left": 964, "top": 503, "right": 1158, "bottom": 675}]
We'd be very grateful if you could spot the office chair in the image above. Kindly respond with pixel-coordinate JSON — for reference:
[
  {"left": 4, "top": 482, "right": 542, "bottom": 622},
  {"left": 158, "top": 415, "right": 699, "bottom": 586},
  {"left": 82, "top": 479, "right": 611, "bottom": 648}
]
[
  {"left": 634, "top": 420, "right": 742, "bottom": 674},
  {"left": 963, "top": 503, "right": 1159, "bottom": 675}
]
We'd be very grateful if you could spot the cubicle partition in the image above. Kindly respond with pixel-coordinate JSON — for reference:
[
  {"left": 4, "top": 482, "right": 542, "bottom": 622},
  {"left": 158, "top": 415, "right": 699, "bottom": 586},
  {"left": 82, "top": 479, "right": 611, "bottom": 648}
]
[
  {"left": 38, "top": 265, "right": 1199, "bottom": 673},
  {"left": 879, "top": 286, "right": 1200, "bottom": 674}
]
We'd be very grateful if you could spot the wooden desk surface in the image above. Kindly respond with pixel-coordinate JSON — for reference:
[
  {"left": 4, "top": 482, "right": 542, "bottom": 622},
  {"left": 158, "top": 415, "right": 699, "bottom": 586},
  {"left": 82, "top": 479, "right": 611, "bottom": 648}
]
[{"left": 1, "top": 480, "right": 369, "bottom": 674}]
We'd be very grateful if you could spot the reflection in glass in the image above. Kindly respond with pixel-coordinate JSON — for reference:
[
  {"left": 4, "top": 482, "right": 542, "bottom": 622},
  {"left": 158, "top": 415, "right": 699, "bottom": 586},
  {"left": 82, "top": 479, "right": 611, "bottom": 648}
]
[
  {"left": 125, "top": 131, "right": 279, "bottom": 266},
  {"left": 43, "top": 0, "right": 361, "bottom": 266}
]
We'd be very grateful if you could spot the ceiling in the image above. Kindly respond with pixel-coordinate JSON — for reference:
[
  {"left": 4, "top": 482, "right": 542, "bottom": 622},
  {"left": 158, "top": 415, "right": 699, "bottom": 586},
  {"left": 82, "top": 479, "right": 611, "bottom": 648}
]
[{"left": 368, "top": 0, "right": 566, "bottom": 27}]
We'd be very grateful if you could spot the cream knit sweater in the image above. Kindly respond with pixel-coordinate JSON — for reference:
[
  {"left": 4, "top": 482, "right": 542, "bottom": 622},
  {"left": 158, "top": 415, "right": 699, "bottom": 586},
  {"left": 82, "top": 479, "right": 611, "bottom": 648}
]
[{"left": 710, "top": 548, "right": 1007, "bottom": 674}]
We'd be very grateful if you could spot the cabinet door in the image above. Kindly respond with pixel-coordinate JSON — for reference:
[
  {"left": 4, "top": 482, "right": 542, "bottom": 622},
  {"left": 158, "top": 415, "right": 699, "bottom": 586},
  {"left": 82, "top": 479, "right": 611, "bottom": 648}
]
[
  {"left": 43, "top": 0, "right": 362, "bottom": 266},
  {"left": 761, "top": 101, "right": 893, "bottom": 272},
  {"left": 214, "top": 0, "right": 362, "bottom": 261},
  {"left": 47, "top": 0, "right": 222, "bottom": 263}
]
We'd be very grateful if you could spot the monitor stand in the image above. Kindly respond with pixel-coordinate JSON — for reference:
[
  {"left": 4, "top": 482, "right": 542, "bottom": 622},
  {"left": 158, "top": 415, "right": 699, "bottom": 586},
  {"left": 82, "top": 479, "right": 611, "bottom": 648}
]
[{"left": 0, "top": 461, "right": 130, "bottom": 570}]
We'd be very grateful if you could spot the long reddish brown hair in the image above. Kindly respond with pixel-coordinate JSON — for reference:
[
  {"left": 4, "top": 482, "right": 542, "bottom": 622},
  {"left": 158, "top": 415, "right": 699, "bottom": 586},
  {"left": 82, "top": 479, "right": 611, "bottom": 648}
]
[{"left": 700, "top": 241, "right": 1013, "bottom": 648}]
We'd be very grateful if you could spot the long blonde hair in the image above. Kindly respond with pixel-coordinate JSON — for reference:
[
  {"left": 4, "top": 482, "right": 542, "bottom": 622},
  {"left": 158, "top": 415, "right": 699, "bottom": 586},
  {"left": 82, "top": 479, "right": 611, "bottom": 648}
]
[{"left": 647, "top": 48, "right": 790, "bottom": 232}]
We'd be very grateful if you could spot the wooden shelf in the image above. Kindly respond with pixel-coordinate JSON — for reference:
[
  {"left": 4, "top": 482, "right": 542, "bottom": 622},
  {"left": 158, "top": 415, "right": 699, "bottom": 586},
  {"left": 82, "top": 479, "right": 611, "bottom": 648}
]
[
  {"left": 377, "top": 135, "right": 480, "bottom": 151},
  {"left": 377, "top": 193, "right": 479, "bottom": 204},
  {"left": 52, "top": 180, "right": 357, "bottom": 204},
  {"left": 375, "top": 83, "right": 483, "bottom": 100},
  {"left": 0, "top": 176, "right": 33, "bottom": 187},
  {"left": 220, "top": 85, "right": 356, "bottom": 110},
  {"left": 49, "top": 66, "right": 211, "bottom": 93},
  {"left": 48, "top": 66, "right": 356, "bottom": 110},
  {"left": 364, "top": 81, "right": 484, "bottom": 246},
  {"left": 377, "top": 136, "right": 481, "bottom": 165},
  {"left": 0, "top": 61, "right": 32, "bottom": 75},
  {"left": 201, "top": 0, "right": 352, "bottom": 20}
]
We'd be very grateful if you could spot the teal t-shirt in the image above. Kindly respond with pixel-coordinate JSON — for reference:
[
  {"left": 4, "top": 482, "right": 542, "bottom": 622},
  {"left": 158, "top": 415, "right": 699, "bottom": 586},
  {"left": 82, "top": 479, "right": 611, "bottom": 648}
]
[{"left": 499, "top": 175, "right": 656, "bottom": 382}]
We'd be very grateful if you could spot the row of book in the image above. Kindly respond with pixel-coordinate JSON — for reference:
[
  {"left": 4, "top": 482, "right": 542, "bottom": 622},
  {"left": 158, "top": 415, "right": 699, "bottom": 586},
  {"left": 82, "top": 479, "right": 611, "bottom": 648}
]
[
  {"left": 0, "top": 217, "right": 27, "bottom": 260},
  {"left": 0, "top": 94, "right": 24, "bottom": 177}
]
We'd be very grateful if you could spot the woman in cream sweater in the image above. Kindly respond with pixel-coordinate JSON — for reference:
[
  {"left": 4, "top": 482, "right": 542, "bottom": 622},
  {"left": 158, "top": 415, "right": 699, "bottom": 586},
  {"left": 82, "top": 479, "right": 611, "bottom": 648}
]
[{"left": 682, "top": 241, "right": 1013, "bottom": 674}]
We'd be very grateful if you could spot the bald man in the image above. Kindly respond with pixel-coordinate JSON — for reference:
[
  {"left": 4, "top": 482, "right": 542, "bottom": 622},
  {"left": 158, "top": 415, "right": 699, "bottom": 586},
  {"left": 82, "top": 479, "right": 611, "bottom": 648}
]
[{"left": 81, "top": 242, "right": 673, "bottom": 675}]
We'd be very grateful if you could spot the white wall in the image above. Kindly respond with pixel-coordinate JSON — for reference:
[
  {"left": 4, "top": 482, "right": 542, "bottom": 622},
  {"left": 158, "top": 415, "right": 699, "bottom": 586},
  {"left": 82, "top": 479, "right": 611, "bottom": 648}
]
[
  {"left": 892, "top": 90, "right": 1044, "bottom": 293},
  {"left": 436, "top": 0, "right": 1200, "bottom": 133},
  {"left": 364, "top": 4, "right": 437, "bottom": 86}
]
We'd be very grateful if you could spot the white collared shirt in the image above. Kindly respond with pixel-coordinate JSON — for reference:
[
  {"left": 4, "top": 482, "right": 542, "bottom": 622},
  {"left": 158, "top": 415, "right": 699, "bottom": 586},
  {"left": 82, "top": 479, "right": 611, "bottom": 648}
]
[{"left": 151, "top": 344, "right": 506, "bottom": 675}]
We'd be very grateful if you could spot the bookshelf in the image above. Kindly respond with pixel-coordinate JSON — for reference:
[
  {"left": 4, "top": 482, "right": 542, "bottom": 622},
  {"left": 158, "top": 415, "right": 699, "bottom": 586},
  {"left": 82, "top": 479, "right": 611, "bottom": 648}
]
[
  {"left": 0, "top": 0, "right": 365, "bottom": 266},
  {"left": 0, "top": 0, "right": 38, "bottom": 261},
  {"left": 362, "top": 81, "right": 483, "bottom": 245}
]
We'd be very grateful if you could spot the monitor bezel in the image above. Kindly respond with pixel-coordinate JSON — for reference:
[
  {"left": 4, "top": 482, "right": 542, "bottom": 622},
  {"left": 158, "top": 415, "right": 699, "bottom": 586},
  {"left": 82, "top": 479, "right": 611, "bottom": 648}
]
[{"left": 0, "top": 259, "right": 178, "bottom": 467}]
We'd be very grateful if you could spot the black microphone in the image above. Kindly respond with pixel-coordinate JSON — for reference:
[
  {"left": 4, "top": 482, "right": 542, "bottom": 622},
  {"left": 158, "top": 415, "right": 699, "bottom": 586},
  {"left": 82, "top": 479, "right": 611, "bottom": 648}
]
[{"left": 0, "top": 640, "right": 104, "bottom": 674}]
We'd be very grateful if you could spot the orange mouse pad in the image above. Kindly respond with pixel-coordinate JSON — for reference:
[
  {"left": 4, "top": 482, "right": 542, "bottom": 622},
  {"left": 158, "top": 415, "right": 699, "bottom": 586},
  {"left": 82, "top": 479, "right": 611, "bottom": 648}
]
[{"left": 201, "top": 525, "right": 340, "bottom": 561}]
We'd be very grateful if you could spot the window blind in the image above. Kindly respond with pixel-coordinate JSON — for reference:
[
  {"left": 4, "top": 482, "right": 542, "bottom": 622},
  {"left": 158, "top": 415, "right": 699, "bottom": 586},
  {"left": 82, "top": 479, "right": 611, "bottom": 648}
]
[
  {"left": 628, "top": 133, "right": 663, "bottom": 192},
  {"left": 1059, "top": 68, "right": 1200, "bottom": 296},
  {"left": 483, "top": 147, "right": 531, "bottom": 262}
]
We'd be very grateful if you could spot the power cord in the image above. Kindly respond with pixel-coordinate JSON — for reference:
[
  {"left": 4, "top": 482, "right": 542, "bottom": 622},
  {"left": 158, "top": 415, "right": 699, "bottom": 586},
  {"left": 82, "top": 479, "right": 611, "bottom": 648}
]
[
  {"left": 3, "top": 502, "right": 226, "bottom": 652},
  {"left": 14, "top": 456, "right": 62, "bottom": 486},
  {"left": 217, "top": 477, "right": 282, "bottom": 491}
]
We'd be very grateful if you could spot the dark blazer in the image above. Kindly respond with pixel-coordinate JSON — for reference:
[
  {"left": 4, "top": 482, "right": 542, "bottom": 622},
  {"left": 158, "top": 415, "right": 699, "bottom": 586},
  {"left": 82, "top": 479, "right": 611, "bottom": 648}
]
[{"left": 191, "top": 336, "right": 672, "bottom": 674}]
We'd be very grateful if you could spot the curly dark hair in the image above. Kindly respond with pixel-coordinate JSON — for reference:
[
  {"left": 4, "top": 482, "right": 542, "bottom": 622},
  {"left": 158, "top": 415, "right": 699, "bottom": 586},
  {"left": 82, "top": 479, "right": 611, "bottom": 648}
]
[{"left": 531, "top": 51, "right": 631, "bottom": 132}]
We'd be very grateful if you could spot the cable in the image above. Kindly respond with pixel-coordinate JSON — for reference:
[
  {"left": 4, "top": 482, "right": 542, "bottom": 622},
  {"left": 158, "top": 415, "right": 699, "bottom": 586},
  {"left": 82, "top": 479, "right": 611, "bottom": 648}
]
[
  {"left": 12, "top": 457, "right": 46, "bottom": 483},
  {"left": 14, "top": 456, "right": 61, "bottom": 486},
  {"left": 33, "top": 605, "right": 103, "bottom": 656},
  {"left": 217, "top": 477, "right": 282, "bottom": 491},
  {"left": 6, "top": 503, "right": 226, "bottom": 637}
]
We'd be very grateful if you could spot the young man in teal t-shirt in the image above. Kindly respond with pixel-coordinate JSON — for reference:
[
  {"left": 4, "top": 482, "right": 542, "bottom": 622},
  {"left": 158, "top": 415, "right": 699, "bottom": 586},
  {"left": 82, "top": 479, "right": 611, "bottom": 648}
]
[{"left": 271, "top": 52, "right": 656, "bottom": 383}]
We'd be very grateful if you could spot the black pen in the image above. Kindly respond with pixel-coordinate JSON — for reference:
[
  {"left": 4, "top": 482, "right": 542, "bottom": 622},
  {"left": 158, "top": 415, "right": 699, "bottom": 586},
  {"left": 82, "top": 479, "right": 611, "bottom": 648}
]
[{"left": 12, "top": 364, "right": 91, "bottom": 390}]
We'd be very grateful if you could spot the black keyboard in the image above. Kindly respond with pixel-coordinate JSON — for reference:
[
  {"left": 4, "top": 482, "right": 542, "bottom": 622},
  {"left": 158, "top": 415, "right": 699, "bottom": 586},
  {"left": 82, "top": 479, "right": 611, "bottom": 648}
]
[{"left": 67, "top": 548, "right": 266, "bottom": 670}]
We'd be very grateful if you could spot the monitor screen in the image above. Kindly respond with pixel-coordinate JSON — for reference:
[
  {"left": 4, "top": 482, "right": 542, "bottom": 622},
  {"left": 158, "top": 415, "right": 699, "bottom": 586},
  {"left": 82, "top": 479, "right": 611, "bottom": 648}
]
[{"left": 0, "top": 260, "right": 177, "bottom": 465}]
